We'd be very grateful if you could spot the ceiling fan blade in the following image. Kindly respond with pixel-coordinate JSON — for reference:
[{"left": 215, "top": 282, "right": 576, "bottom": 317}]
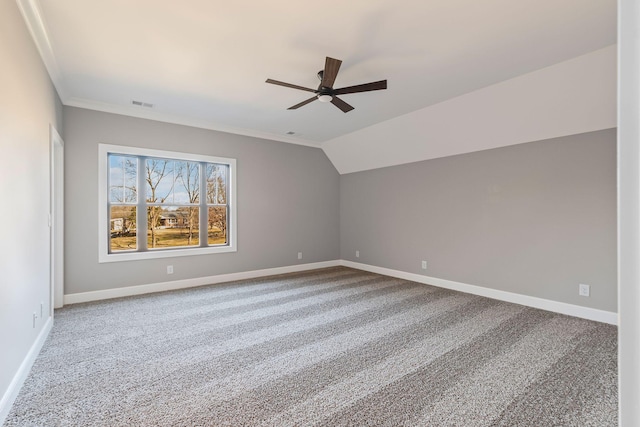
[
  {"left": 265, "top": 79, "right": 318, "bottom": 93},
  {"left": 333, "top": 80, "right": 387, "bottom": 95},
  {"left": 288, "top": 96, "right": 318, "bottom": 110},
  {"left": 330, "top": 96, "right": 354, "bottom": 113},
  {"left": 321, "top": 57, "right": 342, "bottom": 88}
]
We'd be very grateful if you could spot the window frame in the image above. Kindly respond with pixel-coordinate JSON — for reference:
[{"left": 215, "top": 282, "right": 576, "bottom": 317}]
[{"left": 98, "top": 144, "right": 237, "bottom": 263}]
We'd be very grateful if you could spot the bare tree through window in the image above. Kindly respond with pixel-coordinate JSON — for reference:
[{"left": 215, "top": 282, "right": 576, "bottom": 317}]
[
  {"left": 206, "top": 164, "right": 228, "bottom": 244},
  {"left": 146, "top": 159, "right": 174, "bottom": 248},
  {"left": 177, "top": 161, "right": 199, "bottom": 245},
  {"left": 109, "top": 155, "right": 138, "bottom": 251}
]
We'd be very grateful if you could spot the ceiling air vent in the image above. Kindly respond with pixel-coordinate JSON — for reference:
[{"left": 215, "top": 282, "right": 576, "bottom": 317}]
[{"left": 131, "top": 100, "right": 154, "bottom": 108}]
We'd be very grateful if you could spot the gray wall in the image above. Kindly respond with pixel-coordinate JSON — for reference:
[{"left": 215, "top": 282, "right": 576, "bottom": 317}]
[
  {"left": 63, "top": 107, "right": 340, "bottom": 294},
  {"left": 0, "top": 0, "right": 64, "bottom": 413},
  {"left": 340, "top": 129, "right": 617, "bottom": 312}
]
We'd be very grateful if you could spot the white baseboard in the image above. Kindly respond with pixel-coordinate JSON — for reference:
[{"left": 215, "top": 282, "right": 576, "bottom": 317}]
[
  {"left": 340, "top": 260, "right": 618, "bottom": 325},
  {"left": 0, "top": 316, "right": 53, "bottom": 425},
  {"left": 63, "top": 259, "right": 617, "bottom": 325},
  {"left": 64, "top": 260, "right": 341, "bottom": 305}
]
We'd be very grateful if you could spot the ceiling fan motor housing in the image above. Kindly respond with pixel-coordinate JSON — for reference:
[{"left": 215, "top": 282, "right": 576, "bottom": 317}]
[{"left": 317, "top": 70, "right": 333, "bottom": 100}]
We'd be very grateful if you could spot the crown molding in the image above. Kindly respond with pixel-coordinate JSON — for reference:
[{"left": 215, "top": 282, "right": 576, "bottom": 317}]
[
  {"left": 65, "top": 97, "right": 321, "bottom": 147},
  {"left": 15, "top": 0, "right": 68, "bottom": 101}
]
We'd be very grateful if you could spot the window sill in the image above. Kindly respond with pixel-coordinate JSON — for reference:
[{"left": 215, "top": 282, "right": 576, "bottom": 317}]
[{"left": 98, "top": 245, "right": 237, "bottom": 263}]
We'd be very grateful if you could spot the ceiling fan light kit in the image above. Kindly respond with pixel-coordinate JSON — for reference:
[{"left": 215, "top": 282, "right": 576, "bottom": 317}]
[{"left": 266, "top": 57, "right": 387, "bottom": 113}]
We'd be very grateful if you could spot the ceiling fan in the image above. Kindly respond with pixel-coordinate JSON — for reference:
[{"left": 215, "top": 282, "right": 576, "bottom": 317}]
[{"left": 266, "top": 57, "right": 387, "bottom": 113}]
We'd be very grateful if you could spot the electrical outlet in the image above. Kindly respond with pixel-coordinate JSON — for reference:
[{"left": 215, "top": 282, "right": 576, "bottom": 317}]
[
  {"left": 355, "top": 250, "right": 360, "bottom": 258},
  {"left": 298, "top": 252, "right": 303, "bottom": 260},
  {"left": 579, "top": 284, "right": 590, "bottom": 297},
  {"left": 167, "top": 265, "right": 174, "bottom": 274},
  {"left": 421, "top": 260, "right": 427, "bottom": 270}
]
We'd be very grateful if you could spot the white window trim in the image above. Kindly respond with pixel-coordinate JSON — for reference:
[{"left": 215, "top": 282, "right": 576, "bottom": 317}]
[{"left": 98, "top": 143, "right": 237, "bottom": 263}]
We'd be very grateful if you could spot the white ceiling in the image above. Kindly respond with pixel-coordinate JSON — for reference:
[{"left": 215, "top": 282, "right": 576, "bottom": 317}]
[{"left": 19, "top": 0, "right": 616, "bottom": 147}]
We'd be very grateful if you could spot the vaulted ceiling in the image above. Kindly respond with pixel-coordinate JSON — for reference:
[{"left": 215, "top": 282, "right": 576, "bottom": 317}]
[{"left": 19, "top": 0, "right": 616, "bottom": 150}]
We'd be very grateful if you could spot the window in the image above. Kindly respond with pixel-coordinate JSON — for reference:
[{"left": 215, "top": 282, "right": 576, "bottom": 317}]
[{"left": 99, "top": 144, "right": 236, "bottom": 262}]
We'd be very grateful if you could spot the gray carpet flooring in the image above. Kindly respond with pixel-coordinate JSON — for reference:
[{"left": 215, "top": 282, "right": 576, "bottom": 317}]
[{"left": 5, "top": 267, "right": 618, "bottom": 426}]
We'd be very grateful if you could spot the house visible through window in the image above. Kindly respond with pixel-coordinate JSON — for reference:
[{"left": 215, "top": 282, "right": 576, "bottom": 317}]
[{"left": 99, "top": 144, "right": 236, "bottom": 262}]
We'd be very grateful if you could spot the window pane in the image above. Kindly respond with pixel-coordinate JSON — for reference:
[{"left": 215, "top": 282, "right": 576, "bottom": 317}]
[
  {"left": 146, "top": 159, "right": 200, "bottom": 205},
  {"left": 109, "top": 155, "right": 137, "bottom": 203},
  {"left": 110, "top": 206, "right": 137, "bottom": 252},
  {"left": 175, "top": 161, "right": 199, "bottom": 204},
  {"left": 146, "top": 158, "right": 174, "bottom": 203},
  {"left": 206, "top": 164, "right": 227, "bottom": 204},
  {"left": 207, "top": 206, "right": 227, "bottom": 245},
  {"left": 147, "top": 206, "right": 199, "bottom": 248}
]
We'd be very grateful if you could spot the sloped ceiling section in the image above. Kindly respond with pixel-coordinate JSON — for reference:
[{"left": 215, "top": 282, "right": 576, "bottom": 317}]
[{"left": 322, "top": 45, "right": 616, "bottom": 175}]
